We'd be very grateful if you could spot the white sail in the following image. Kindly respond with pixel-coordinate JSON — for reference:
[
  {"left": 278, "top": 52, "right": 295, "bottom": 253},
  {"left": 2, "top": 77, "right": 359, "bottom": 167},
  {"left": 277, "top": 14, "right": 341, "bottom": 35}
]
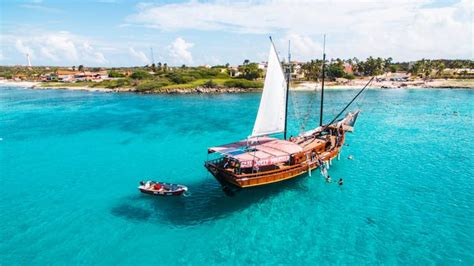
[{"left": 251, "top": 43, "right": 287, "bottom": 137}]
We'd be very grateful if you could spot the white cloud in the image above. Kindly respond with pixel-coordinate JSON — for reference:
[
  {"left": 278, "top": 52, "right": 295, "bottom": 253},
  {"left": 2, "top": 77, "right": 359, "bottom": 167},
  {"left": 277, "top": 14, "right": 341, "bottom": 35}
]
[
  {"left": 40, "top": 32, "right": 79, "bottom": 61},
  {"left": 13, "top": 31, "right": 108, "bottom": 65},
  {"left": 129, "top": 47, "right": 149, "bottom": 64},
  {"left": 168, "top": 37, "right": 194, "bottom": 64},
  {"left": 15, "top": 40, "right": 35, "bottom": 57},
  {"left": 280, "top": 34, "right": 323, "bottom": 61},
  {"left": 127, "top": 0, "right": 473, "bottom": 61}
]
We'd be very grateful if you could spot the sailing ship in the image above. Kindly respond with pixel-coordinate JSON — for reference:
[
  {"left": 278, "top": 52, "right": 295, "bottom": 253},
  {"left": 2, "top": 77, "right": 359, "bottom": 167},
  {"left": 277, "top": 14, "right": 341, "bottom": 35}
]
[{"left": 205, "top": 38, "right": 372, "bottom": 190}]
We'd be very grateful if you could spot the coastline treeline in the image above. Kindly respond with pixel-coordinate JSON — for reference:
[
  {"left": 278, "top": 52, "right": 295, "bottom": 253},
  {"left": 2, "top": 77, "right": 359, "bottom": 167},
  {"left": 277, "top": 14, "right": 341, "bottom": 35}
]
[
  {"left": 0, "top": 63, "right": 264, "bottom": 92},
  {"left": 0, "top": 58, "right": 472, "bottom": 91},
  {"left": 300, "top": 58, "right": 474, "bottom": 81}
]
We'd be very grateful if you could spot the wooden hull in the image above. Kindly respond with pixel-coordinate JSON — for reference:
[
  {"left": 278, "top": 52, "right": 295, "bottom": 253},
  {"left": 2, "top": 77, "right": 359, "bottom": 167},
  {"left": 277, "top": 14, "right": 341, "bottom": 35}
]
[
  {"left": 138, "top": 182, "right": 188, "bottom": 196},
  {"left": 205, "top": 111, "right": 358, "bottom": 189},
  {"left": 139, "top": 188, "right": 187, "bottom": 196},
  {"left": 205, "top": 141, "right": 343, "bottom": 189}
]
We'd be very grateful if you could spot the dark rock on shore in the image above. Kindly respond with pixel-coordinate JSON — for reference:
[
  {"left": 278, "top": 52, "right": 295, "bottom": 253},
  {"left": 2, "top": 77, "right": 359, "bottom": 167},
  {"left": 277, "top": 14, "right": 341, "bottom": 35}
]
[{"left": 139, "top": 86, "right": 260, "bottom": 94}]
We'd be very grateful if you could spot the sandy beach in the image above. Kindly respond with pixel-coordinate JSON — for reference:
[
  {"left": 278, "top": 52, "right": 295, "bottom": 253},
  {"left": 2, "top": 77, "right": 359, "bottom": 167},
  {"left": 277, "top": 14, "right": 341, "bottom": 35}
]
[
  {"left": 0, "top": 80, "right": 128, "bottom": 93},
  {"left": 292, "top": 79, "right": 474, "bottom": 91}
]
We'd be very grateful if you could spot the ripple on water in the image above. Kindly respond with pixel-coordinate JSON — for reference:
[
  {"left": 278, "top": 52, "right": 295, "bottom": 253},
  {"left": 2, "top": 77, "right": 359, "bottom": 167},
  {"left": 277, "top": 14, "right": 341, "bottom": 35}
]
[{"left": 0, "top": 87, "right": 473, "bottom": 264}]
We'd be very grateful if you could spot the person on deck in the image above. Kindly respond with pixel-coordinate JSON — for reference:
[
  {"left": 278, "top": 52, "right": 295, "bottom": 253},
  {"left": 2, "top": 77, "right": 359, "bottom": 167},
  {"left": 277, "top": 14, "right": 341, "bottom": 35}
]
[
  {"left": 253, "top": 165, "right": 259, "bottom": 173},
  {"left": 337, "top": 125, "right": 344, "bottom": 146}
]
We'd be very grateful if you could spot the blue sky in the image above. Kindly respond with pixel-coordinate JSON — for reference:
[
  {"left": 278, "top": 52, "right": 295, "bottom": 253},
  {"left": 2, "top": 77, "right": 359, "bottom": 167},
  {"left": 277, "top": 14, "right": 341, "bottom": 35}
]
[{"left": 0, "top": 0, "right": 472, "bottom": 67}]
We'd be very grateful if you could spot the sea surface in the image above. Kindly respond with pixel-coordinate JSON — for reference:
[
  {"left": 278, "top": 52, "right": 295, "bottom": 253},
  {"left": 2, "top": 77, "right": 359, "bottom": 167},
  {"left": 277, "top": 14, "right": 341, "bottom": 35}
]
[{"left": 0, "top": 86, "right": 473, "bottom": 264}]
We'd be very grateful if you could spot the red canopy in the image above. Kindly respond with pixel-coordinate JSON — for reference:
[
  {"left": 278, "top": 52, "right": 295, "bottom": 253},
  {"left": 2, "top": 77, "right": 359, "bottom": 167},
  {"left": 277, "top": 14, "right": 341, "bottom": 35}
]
[{"left": 208, "top": 137, "right": 303, "bottom": 168}]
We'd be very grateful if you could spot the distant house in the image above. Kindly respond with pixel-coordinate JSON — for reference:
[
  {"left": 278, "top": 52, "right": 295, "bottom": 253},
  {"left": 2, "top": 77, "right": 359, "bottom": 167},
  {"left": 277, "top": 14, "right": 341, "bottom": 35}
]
[
  {"left": 97, "top": 71, "right": 109, "bottom": 80},
  {"left": 74, "top": 72, "right": 90, "bottom": 81},
  {"left": 42, "top": 69, "right": 110, "bottom": 82},
  {"left": 289, "top": 61, "right": 304, "bottom": 80},
  {"left": 13, "top": 73, "right": 27, "bottom": 81},
  {"left": 55, "top": 70, "right": 79, "bottom": 82},
  {"left": 75, "top": 71, "right": 110, "bottom": 81},
  {"left": 229, "top": 66, "right": 241, "bottom": 77},
  {"left": 343, "top": 63, "right": 353, "bottom": 74}
]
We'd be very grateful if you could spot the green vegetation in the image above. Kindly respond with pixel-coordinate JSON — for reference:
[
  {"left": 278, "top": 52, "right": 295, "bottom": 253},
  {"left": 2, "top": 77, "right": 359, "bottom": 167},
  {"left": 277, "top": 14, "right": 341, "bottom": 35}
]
[
  {"left": 0, "top": 66, "right": 54, "bottom": 80},
  {"left": 355, "top": 57, "right": 387, "bottom": 76},
  {"left": 108, "top": 70, "right": 125, "bottom": 78},
  {"left": 135, "top": 80, "right": 168, "bottom": 91},
  {"left": 203, "top": 79, "right": 217, "bottom": 88},
  {"left": 130, "top": 70, "right": 152, "bottom": 80},
  {"left": 299, "top": 58, "right": 474, "bottom": 81},
  {"left": 326, "top": 59, "right": 345, "bottom": 80},
  {"left": 238, "top": 62, "right": 263, "bottom": 80},
  {"left": 0, "top": 58, "right": 472, "bottom": 93},
  {"left": 223, "top": 79, "right": 263, "bottom": 89},
  {"left": 93, "top": 78, "right": 134, "bottom": 89},
  {"left": 127, "top": 66, "right": 263, "bottom": 91},
  {"left": 109, "top": 65, "right": 264, "bottom": 91},
  {"left": 40, "top": 81, "right": 94, "bottom": 87},
  {"left": 301, "top": 59, "right": 322, "bottom": 81},
  {"left": 161, "top": 78, "right": 228, "bottom": 89},
  {"left": 0, "top": 64, "right": 265, "bottom": 91}
]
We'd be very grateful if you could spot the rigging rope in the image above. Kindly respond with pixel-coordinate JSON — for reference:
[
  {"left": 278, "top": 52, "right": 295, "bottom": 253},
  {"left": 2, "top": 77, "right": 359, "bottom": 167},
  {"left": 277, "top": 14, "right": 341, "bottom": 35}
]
[
  {"left": 299, "top": 85, "right": 319, "bottom": 132},
  {"left": 291, "top": 76, "right": 374, "bottom": 135},
  {"left": 324, "top": 77, "right": 375, "bottom": 128},
  {"left": 289, "top": 82, "right": 321, "bottom": 135},
  {"left": 289, "top": 85, "right": 303, "bottom": 134}
]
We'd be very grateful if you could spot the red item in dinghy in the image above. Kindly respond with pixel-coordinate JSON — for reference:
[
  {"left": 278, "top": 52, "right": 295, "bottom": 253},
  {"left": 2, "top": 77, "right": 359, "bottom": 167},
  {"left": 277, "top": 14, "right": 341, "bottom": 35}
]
[{"left": 153, "top": 184, "right": 162, "bottom": 190}]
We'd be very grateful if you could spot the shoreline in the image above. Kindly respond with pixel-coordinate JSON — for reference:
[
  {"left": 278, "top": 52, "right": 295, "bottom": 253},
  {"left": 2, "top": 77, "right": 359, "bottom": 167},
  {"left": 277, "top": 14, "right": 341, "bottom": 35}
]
[
  {"left": 292, "top": 79, "right": 474, "bottom": 91},
  {"left": 1, "top": 79, "right": 472, "bottom": 94}
]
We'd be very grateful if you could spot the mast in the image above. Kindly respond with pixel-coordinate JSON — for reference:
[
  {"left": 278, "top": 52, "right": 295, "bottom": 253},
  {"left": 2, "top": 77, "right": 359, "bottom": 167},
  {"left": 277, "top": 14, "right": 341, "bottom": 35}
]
[
  {"left": 319, "top": 34, "right": 326, "bottom": 126},
  {"left": 284, "top": 40, "right": 291, "bottom": 140}
]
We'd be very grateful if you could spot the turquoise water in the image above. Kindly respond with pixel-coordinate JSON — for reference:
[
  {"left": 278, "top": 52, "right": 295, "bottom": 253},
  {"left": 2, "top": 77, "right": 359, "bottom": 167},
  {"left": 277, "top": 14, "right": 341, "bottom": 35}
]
[{"left": 1, "top": 86, "right": 473, "bottom": 264}]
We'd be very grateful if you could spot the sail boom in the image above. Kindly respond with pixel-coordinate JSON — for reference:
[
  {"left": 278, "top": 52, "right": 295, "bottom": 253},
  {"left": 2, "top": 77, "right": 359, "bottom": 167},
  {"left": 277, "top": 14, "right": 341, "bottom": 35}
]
[{"left": 250, "top": 129, "right": 285, "bottom": 138}]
